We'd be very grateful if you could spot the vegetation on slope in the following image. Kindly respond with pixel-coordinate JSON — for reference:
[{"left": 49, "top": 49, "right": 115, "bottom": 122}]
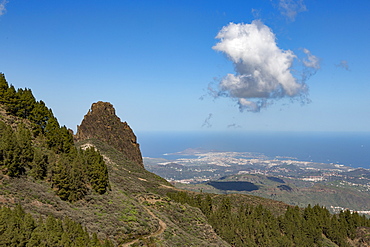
[
  {"left": 0, "top": 74, "right": 226, "bottom": 245},
  {"left": 1, "top": 72, "right": 370, "bottom": 246},
  {"left": 75, "top": 139, "right": 229, "bottom": 246},
  {"left": 0, "top": 73, "right": 110, "bottom": 201},
  {"left": 0, "top": 204, "right": 113, "bottom": 246},
  {"left": 168, "top": 191, "right": 370, "bottom": 247}
]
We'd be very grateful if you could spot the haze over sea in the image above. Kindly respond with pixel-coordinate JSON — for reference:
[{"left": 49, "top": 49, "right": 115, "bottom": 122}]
[{"left": 137, "top": 131, "right": 370, "bottom": 169}]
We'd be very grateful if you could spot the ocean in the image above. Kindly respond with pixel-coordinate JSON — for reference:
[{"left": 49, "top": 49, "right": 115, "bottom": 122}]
[{"left": 136, "top": 131, "right": 370, "bottom": 169}]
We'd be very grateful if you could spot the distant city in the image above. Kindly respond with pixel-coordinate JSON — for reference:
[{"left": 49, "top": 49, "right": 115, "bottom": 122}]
[{"left": 144, "top": 148, "right": 370, "bottom": 214}]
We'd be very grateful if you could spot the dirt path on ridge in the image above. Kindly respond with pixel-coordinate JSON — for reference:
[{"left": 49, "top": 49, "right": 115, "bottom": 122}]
[{"left": 121, "top": 206, "right": 166, "bottom": 246}]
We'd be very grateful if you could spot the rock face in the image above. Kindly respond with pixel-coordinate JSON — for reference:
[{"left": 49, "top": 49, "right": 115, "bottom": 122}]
[{"left": 75, "top": 101, "right": 143, "bottom": 167}]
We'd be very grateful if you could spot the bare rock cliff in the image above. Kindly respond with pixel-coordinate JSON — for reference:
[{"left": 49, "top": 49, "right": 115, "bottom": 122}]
[{"left": 75, "top": 101, "right": 143, "bottom": 167}]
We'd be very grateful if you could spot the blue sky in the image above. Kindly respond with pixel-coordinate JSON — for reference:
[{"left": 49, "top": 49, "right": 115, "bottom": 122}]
[{"left": 0, "top": 0, "right": 369, "bottom": 133}]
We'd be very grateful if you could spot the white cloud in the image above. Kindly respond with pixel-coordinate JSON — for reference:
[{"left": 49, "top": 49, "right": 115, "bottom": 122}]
[
  {"left": 227, "top": 123, "right": 242, "bottom": 129},
  {"left": 278, "top": 0, "right": 307, "bottom": 21},
  {"left": 201, "top": 113, "right": 213, "bottom": 128},
  {"left": 336, "top": 60, "right": 350, "bottom": 71},
  {"left": 302, "top": 48, "right": 320, "bottom": 69},
  {"left": 0, "top": 0, "right": 8, "bottom": 16},
  {"left": 238, "top": 98, "right": 263, "bottom": 112},
  {"left": 212, "top": 20, "right": 316, "bottom": 112}
]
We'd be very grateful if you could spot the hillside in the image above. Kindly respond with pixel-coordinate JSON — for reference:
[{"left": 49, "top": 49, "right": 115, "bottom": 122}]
[
  {"left": 1, "top": 73, "right": 370, "bottom": 246},
  {"left": 0, "top": 79, "right": 230, "bottom": 245}
]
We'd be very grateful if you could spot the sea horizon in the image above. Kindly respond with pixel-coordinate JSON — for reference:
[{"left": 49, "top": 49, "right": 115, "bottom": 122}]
[{"left": 136, "top": 130, "right": 370, "bottom": 169}]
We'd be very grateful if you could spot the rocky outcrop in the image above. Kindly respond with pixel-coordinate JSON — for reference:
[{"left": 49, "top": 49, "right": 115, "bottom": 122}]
[{"left": 75, "top": 101, "right": 143, "bottom": 167}]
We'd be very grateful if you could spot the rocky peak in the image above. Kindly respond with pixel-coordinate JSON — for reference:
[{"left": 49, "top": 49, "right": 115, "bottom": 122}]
[{"left": 75, "top": 101, "right": 143, "bottom": 167}]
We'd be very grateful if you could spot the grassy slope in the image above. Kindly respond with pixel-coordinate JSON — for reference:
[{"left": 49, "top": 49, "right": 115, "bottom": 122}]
[
  {"left": 0, "top": 106, "right": 302, "bottom": 246},
  {"left": 0, "top": 136, "right": 230, "bottom": 246}
]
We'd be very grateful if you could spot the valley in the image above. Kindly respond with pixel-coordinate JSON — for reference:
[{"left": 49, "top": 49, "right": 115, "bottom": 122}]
[{"left": 144, "top": 148, "right": 370, "bottom": 213}]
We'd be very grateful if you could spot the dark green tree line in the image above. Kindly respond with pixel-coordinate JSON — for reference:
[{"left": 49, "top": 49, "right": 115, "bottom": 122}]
[
  {"left": 51, "top": 147, "right": 110, "bottom": 202},
  {"left": 0, "top": 73, "right": 110, "bottom": 202},
  {"left": 0, "top": 204, "right": 113, "bottom": 246},
  {"left": 82, "top": 147, "right": 110, "bottom": 195},
  {"left": 0, "top": 121, "right": 25, "bottom": 176},
  {"left": 167, "top": 191, "right": 370, "bottom": 247},
  {"left": 0, "top": 73, "right": 72, "bottom": 151}
]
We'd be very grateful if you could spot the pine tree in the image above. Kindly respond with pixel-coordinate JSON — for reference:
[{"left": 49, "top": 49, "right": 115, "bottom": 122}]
[
  {"left": 29, "top": 148, "right": 48, "bottom": 179},
  {"left": 0, "top": 121, "right": 24, "bottom": 176},
  {"left": 52, "top": 154, "right": 88, "bottom": 202},
  {"left": 0, "top": 205, "right": 114, "bottom": 246},
  {"left": 3, "top": 85, "right": 19, "bottom": 115},
  {"left": 0, "top": 73, "right": 9, "bottom": 99},
  {"left": 44, "top": 116, "right": 61, "bottom": 152},
  {"left": 68, "top": 157, "right": 87, "bottom": 202},
  {"left": 16, "top": 124, "right": 34, "bottom": 170},
  {"left": 27, "top": 217, "right": 48, "bottom": 247},
  {"left": 44, "top": 215, "right": 64, "bottom": 246},
  {"left": 16, "top": 88, "right": 36, "bottom": 119},
  {"left": 83, "top": 147, "right": 109, "bottom": 194},
  {"left": 29, "top": 100, "right": 51, "bottom": 136},
  {"left": 52, "top": 155, "right": 72, "bottom": 201},
  {"left": 200, "top": 194, "right": 213, "bottom": 216}
]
